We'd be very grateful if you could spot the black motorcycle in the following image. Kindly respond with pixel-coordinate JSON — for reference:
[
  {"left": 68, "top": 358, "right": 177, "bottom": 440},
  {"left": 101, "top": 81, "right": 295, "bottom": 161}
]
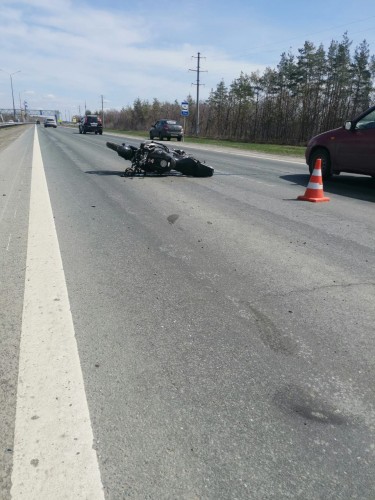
[{"left": 106, "top": 140, "right": 214, "bottom": 177}]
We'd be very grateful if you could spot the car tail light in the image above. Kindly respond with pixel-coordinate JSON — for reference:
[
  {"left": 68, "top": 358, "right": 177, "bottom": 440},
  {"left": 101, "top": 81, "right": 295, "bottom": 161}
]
[{"left": 163, "top": 125, "right": 169, "bottom": 130}]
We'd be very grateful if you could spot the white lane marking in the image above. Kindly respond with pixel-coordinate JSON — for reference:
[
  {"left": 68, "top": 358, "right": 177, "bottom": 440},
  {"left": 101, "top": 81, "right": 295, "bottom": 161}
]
[
  {"left": 11, "top": 128, "right": 104, "bottom": 499},
  {"left": 6, "top": 233, "right": 12, "bottom": 251},
  {"left": 254, "top": 180, "right": 276, "bottom": 187},
  {"left": 224, "top": 150, "right": 305, "bottom": 164},
  {"left": 178, "top": 144, "right": 305, "bottom": 165}
]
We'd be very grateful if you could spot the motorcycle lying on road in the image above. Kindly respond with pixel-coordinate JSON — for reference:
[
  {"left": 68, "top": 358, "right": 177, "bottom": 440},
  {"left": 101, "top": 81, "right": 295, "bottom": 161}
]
[{"left": 106, "top": 140, "right": 214, "bottom": 177}]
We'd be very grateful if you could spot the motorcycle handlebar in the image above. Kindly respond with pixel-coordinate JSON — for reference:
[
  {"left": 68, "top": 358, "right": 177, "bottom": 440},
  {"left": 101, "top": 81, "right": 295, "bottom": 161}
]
[{"left": 106, "top": 141, "right": 121, "bottom": 152}]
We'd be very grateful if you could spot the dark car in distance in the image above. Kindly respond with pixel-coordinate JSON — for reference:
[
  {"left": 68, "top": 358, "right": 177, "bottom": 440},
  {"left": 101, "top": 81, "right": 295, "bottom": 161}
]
[
  {"left": 79, "top": 115, "right": 103, "bottom": 135},
  {"left": 150, "top": 119, "right": 183, "bottom": 141},
  {"left": 306, "top": 105, "right": 375, "bottom": 179}
]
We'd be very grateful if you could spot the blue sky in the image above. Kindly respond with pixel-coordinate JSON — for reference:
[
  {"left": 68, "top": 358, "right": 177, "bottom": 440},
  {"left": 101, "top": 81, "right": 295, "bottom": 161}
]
[{"left": 1, "top": 0, "right": 375, "bottom": 119}]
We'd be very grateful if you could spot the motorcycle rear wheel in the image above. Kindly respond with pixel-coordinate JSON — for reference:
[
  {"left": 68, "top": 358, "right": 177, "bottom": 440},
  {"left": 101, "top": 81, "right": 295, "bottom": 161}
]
[
  {"left": 192, "top": 162, "right": 214, "bottom": 177},
  {"left": 175, "top": 160, "right": 214, "bottom": 177}
]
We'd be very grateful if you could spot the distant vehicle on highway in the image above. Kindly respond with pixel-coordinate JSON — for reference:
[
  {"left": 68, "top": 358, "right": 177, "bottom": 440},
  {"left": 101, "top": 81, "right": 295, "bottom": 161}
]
[
  {"left": 149, "top": 119, "right": 183, "bottom": 141},
  {"left": 44, "top": 118, "right": 57, "bottom": 128},
  {"left": 306, "top": 105, "right": 375, "bottom": 179},
  {"left": 79, "top": 115, "right": 103, "bottom": 135}
]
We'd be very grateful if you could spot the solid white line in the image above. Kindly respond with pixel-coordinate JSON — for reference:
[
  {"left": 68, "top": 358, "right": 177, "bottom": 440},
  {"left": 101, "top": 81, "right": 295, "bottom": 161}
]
[
  {"left": 178, "top": 143, "right": 305, "bottom": 165},
  {"left": 11, "top": 128, "right": 104, "bottom": 499},
  {"left": 6, "top": 233, "right": 12, "bottom": 251}
]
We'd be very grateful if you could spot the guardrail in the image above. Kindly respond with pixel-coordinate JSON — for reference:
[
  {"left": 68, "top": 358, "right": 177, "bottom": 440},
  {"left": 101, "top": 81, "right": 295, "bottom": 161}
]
[{"left": 0, "top": 122, "right": 31, "bottom": 129}]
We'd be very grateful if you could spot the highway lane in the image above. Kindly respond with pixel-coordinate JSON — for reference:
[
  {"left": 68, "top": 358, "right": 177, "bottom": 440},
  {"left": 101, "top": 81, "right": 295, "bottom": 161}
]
[{"left": 1, "top": 125, "right": 375, "bottom": 499}]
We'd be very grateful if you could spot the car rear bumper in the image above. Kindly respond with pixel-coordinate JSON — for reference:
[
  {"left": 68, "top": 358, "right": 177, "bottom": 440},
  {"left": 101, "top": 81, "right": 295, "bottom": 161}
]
[
  {"left": 84, "top": 127, "right": 103, "bottom": 132},
  {"left": 166, "top": 133, "right": 183, "bottom": 139}
]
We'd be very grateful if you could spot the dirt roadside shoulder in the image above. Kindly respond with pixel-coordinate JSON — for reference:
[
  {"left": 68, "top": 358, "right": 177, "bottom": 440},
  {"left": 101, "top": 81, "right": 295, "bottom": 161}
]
[{"left": 0, "top": 125, "right": 33, "bottom": 154}]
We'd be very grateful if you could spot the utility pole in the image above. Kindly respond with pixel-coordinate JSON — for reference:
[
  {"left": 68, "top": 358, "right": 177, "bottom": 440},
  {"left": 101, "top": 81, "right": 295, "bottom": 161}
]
[
  {"left": 0, "top": 69, "right": 21, "bottom": 120},
  {"left": 19, "top": 92, "right": 22, "bottom": 121},
  {"left": 189, "top": 52, "right": 206, "bottom": 136},
  {"left": 100, "top": 95, "right": 104, "bottom": 129}
]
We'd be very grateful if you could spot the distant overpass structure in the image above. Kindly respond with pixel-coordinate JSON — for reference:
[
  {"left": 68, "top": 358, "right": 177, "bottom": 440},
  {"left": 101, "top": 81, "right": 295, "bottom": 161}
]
[{"left": 0, "top": 108, "right": 60, "bottom": 121}]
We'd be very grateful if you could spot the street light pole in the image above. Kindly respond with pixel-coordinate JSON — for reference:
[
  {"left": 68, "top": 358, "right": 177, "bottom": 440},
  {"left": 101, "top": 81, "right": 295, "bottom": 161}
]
[
  {"left": 0, "top": 69, "right": 21, "bottom": 120},
  {"left": 10, "top": 74, "right": 17, "bottom": 120},
  {"left": 100, "top": 94, "right": 104, "bottom": 129}
]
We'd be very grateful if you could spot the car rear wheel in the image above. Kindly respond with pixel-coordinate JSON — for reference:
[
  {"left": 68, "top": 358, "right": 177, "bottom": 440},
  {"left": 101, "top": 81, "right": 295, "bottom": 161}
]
[
  {"left": 159, "top": 133, "right": 163, "bottom": 141},
  {"left": 309, "top": 148, "right": 332, "bottom": 179}
]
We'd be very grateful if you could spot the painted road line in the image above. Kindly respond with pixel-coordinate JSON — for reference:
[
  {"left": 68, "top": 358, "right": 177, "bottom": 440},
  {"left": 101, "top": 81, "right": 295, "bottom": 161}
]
[
  {"left": 11, "top": 128, "right": 104, "bottom": 499},
  {"left": 6, "top": 233, "right": 12, "bottom": 251}
]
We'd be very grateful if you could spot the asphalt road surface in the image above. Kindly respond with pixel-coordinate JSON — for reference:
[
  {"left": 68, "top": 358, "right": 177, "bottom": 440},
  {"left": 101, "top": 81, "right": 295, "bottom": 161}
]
[{"left": 1, "top": 125, "right": 374, "bottom": 499}]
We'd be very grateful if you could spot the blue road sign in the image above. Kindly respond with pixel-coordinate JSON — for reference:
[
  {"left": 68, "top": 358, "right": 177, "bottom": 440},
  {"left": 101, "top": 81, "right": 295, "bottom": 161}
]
[{"left": 181, "top": 110, "right": 189, "bottom": 116}]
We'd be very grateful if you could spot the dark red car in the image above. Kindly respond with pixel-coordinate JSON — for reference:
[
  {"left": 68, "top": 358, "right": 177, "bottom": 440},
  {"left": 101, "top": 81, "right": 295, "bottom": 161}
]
[{"left": 305, "top": 106, "right": 375, "bottom": 179}]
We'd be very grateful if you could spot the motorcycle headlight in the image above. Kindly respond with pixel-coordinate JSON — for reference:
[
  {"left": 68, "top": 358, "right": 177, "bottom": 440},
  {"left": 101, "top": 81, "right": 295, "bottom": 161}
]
[{"left": 160, "top": 159, "right": 168, "bottom": 168}]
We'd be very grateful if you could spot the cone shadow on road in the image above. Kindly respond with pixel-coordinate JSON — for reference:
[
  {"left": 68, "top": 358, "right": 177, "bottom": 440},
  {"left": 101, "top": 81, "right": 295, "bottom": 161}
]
[{"left": 280, "top": 174, "right": 375, "bottom": 203}]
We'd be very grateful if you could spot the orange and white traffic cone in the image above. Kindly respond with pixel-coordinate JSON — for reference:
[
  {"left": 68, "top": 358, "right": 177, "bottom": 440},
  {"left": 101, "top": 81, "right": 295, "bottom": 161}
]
[{"left": 297, "top": 158, "right": 330, "bottom": 203}]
